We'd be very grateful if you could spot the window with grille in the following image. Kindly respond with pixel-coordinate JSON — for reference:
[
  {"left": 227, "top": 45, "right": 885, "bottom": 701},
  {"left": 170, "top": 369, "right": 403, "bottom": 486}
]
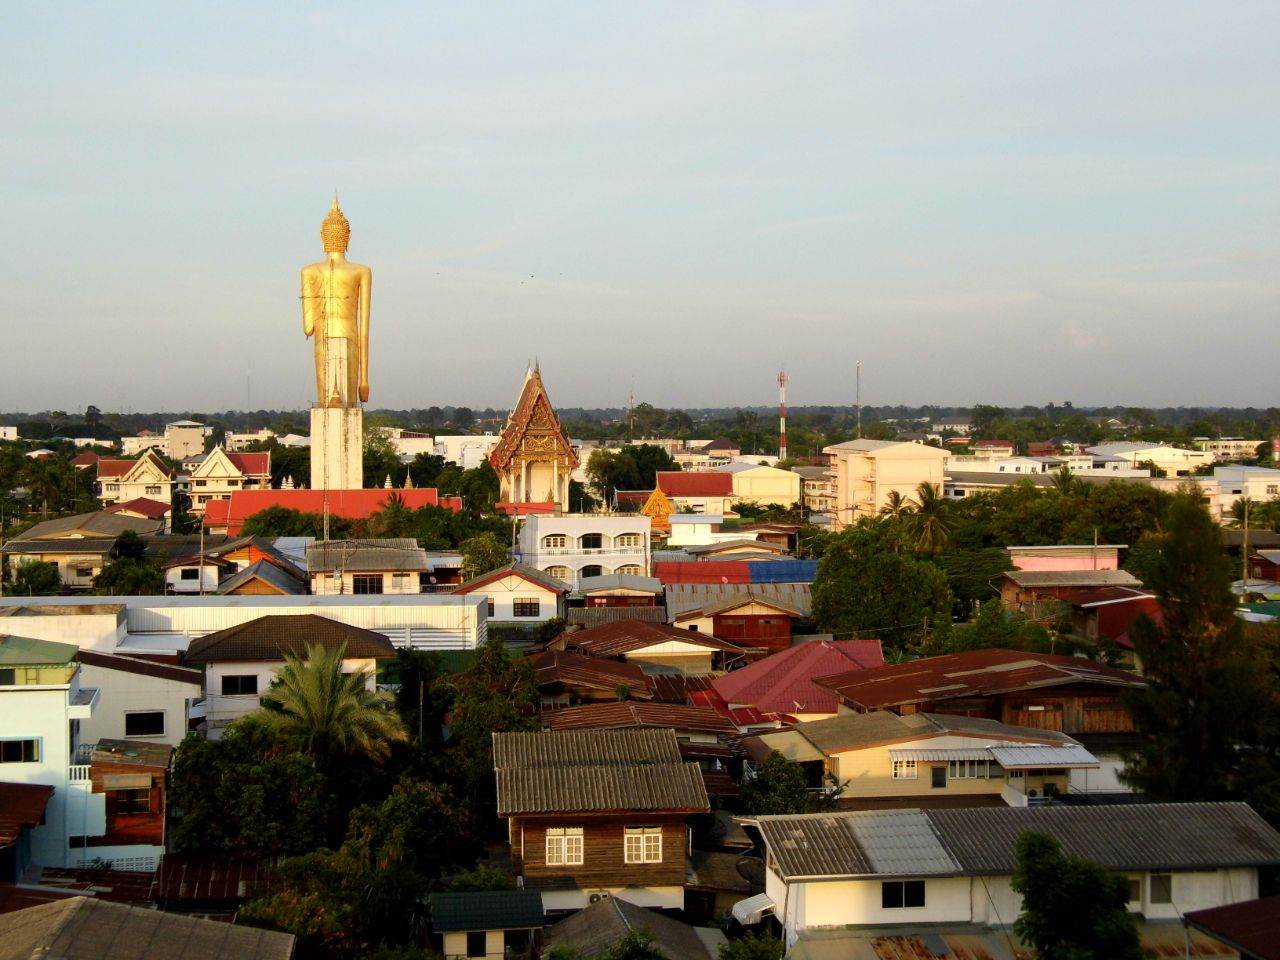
[
  {"left": 486, "top": 599, "right": 495, "bottom": 617},
  {"left": 542, "top": 535, "right": 568, "bottom": 548},
  {"left": 113, "top": 788, "right": 150, "bottom": 814},
  {"left": 615, "top": 564, "right": 643, "bottom": 576},
  {"left": 892, "top": 759, "right": 917, "bottom": 780},
  {"left": 180, "top": 568, "right": 200, "bottom": 580},
  {"left": 353, "top": 574, "right": 384, "bottom": 594},
  {"left": 616, "top": 533, "right": 642, "bottom": 548},
  {"left": 624, "top": 827, "right": 662, "bottom": 864},
  {"left": 124, "top": 711, "right": 165, "bottom": 736},
  {"left": 0, "top": 739, "right": 40, "bottom": 763},
  {"left": 947, "top": 759, "right": 989, "bottom": 779},
  {"left": 579, "top": 533, "right": 603, "bottom": 549},
  {"left": 513, "top": 598, "right": 541, "bottom": 618},
  {"left": 545, "top": 827, "right": 584, "bottom": 866},
  {"left": 546, "top": 566, "right": 571, "bottom": 581}
]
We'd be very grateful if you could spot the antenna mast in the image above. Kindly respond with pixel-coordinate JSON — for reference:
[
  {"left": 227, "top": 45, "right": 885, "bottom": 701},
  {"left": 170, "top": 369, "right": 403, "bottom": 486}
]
[
  {"left": 855, "top": 360, "right": 862, "bottom": 439},
  {"left": 777, "top": 369, "right": 789, "bottom": 460}
]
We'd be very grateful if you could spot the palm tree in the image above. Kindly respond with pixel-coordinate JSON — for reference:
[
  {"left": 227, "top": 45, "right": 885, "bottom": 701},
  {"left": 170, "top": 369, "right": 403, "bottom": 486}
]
[
  {"left": 1050, "top": 465, "right": 1080, "bottom": 496},
  {"left": 257, "top": 642, "right": 407, "bottom": 761},
  {"left": 912, "top": 481, "right": 951, "bottom": 553},
  {"left": 879, "top": 489, "right": 915, "bottom": 523}
]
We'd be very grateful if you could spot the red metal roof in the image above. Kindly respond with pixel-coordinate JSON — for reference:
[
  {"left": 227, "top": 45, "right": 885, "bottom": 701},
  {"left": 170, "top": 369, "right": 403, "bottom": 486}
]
[
  {"left": 656, "top": 471, "right": 733, "bottom": 497},
  {"left": 71, "top": 452, "right": 100, "bottom": 467},
  {"left": 225, "top": 452, "right": 270, "bottom": 476},
  {"left": 95, "top": 458, "right": 135, "bottom": 478},
  {"left": 814, "top": 649, "right": 1145, "bottom": 711},
  {"left": 204, "top": 488, "right": 461, "bottom": 534},
  {"left": 653, "top": 560, "right": 753, "bottom": 584},
  {"left": 1186, "top": 895, "right": 1280, "bottom": 960},
  {"left": 542, "top": 702, "right": 738, "bottom": 737},
  {"left": 104, "top": 497, "right": 172, "bottom": 520},
  {"left": 494, "top": 501, "right": 556, "bottom": 516},
  {"left": 712, "top": 639, "right": 885, "bottom": 715},
  {"left": 0, "top": 782, "right": 53, "bottom": 847}
]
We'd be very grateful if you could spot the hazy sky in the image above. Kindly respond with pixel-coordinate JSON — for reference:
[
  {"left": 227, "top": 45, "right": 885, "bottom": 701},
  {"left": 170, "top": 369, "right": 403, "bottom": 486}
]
[{"left": 4, "top": 3, "right": 1277, "bottom": 413}]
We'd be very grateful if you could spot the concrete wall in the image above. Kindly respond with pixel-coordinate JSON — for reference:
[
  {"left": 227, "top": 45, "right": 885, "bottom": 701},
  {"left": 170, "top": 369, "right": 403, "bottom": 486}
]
[
  {"left": 76, "top": 661, "right": 200, "bottom": 748},
  {"left": 203, "top": 656, "right": 378, "bottom": 735}
]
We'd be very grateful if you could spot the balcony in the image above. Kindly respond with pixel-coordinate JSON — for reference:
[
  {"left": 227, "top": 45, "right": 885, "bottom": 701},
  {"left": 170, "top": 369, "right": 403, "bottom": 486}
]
[
  {"left": 67, "top": 686, "right": 100, "bottom": 720},
  {"left": 536, "top": 547, "right": 641, "bottom": 557}
]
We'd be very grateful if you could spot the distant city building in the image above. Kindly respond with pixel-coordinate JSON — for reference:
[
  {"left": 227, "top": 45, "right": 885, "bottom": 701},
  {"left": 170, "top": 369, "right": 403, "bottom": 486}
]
[
  {"left": 518, "top": 514, "right": 651, "bottom": 587},
  {"left": 225, "top": 427, "right": 276, "bottom": 451},
  {"left": 96, "top": 449, "right": 174, "bottom": 508},
  {"left": 822, "top": 439, "right": 950, "bottom": 528}
]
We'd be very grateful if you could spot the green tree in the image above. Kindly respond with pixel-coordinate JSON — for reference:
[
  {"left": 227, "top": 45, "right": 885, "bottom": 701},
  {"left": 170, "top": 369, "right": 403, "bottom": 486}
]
[
  {"left": 241, "top": 506, "right": 352, "bottom": 539},
  {"left": 110, "top": 529, "right": 147, "bottom": 561},
  {"left": 459, "top": 532, "right": 509, "bottom": 580},
  {"left": 1012, "top": 831, "right": 1143, "bottom": 960},
  {"left": 811, "top": 523, "right": 952, "bottom": 651},
  {"left": 719, "top": 932, "right": 784, "bottom": 960},
  {"left": 406, "top": 452, "right": 445, "bottom": 488},
  {"left": 741, "top": 751, "right": 815, "bottom": 816},
  {"left": 92, "top": 552, "right": 164, "bottom": 595},
  {"left": 910, "top": 481, "right": 951, "bottom": 553},
  {"left": 169, "top": 727, "right": 334, "bottom": 858},
  {"left": 879, "top": 489, "right": 914, "bottom": 522},
  {"left": 1122, "top": 490, "right": 1273, "bottom": 801},
  {"left": 923, "top": 599, "right": 1053, "bottom": 656},
  {"left": 254, "top": 643, "right": 408, "bottom": 763},
  {"left": 448, "top": 865, "right": 516, "bottom": 892},
  {"left": 455, "top": 461, "right": 500, "bottom": 514},
  {"left": 363, "top": 430, "right": 402, "bottom": 489},
  {"left": 8, "top": 560, "right": 61, "bottom": 596}
]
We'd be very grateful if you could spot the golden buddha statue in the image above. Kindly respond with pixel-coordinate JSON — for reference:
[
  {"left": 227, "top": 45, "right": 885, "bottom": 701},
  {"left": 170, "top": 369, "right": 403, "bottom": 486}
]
[{"left": 301, "top": 196, "right": 372, "bottom": 406}]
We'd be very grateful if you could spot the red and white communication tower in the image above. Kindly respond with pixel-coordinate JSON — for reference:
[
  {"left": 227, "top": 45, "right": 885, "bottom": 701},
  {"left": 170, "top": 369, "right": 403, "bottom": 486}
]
[{"left": 777, "top": 369, "right": 789, "bottom": 460}]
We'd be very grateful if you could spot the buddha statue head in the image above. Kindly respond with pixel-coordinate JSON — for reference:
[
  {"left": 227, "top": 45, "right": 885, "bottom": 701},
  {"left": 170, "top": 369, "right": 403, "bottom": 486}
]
[{"left": 321, "top": 195, "right": 350, "bottom": 253}]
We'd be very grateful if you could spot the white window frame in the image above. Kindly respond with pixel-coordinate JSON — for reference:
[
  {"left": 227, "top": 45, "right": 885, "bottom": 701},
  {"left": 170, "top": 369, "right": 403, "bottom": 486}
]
[
  {"left": 948, "top": 759, "right": 989, "bottom": 779},
  {"left": 546, "top": 827, "right": 584, "bottom": 866},
  {"left": 892, "top": 759, "right": 917, "bottom": 780},
  {"left": 542, "top": 534, "right": 568, "bottom": 549},
  {"left": 624, "top": 826, "right": 662, "bottom": 864},
  {"left": 615, "top": 533, "right": 643, "bottom": 548}
]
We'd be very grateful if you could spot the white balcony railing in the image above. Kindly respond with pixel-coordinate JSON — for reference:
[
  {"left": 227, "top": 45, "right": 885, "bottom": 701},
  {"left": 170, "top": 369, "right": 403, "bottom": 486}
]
[
  {"left": 536, "top": 547, "right": 642, "bottom": 557},
  {"left": 69, "top": 764, "right": 91, "bottom": 783}
]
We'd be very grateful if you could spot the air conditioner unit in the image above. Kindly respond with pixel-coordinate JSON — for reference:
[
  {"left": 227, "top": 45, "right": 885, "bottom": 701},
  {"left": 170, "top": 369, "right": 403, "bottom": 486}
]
[
  {"left": 588, "top": 892, "right": 612, "bottom": 904},
  {"left": 1028, "top": 789, "right": 1040, "bottom": 798}
]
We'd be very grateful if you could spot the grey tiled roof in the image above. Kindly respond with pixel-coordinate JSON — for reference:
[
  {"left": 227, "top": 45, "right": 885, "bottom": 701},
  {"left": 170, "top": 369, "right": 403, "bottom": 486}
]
[
  {"left": 306, "top": 538, "right": 430, "bottom": 573},
  {"left": 1003, "top": 569, "right": 1142, "bottom": 588},
  {"left": 13, "top": 511, "right": 164, "bottom": 541},
  {"left": 753, "top": 802, "right": 1280, "bottom": 880},
  {"left": 665, "top": 582, "right": 812, "bottom": 618},
  {"left": 428, "top": 890, "right": 543, "bottom": 932},
  {"left": 566, "top": 605, "right": 668, "bottom": 628},
  {"left": 493, "top": 728, "right": 709, "bottom": 816},
  {"left": 215, "top": 559, "right": 307, "bottom": 596},
  {"left": 546, "top": 897, "right": 718, "bottom": 960}
]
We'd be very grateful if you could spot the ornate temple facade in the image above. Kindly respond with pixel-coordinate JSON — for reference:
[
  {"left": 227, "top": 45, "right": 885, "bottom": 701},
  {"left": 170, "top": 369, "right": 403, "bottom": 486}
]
[{"left": 490, "top": 366, "right": 578, "bottom": 510}]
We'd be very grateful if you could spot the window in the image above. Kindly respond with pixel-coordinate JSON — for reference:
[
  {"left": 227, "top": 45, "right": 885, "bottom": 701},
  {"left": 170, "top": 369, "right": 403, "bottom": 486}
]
[
  {"left": 352, "top": 574, "right": 384, "bottom": 594},
  {"left": 579, "top": 533, "right": 603, "bottom": 549},
  {"left": 113, "top": 788, "right": 150, "bottom": 814},
  {"left": 145, "top": 485, "right": 162, "bottom": 496},
  {"left": 892, "top": 759, "right": 917, "bottom": 780},
  {"left": 542, "top": 534, "right": 568, "bottom": 549},
  {"left": 624, "top": 827, "right": 663, "bottom": 864},
  {"left": 615, "top": 564, "right": 643, "bottom": 576},
  {"left": 881, "top": 880, "right": 925, "bottom": 909},
  {"left": 392, "top": 574, "right": 410, "bottom": 591},
  {"left": 0, "top": 739, "right": 40, "bottom": 763},
  {"left": 580, "top": 564, "right": 603, "bottom": 578},
  {"left": 948, "top": 759, "right": 989, "bottom": 779},
  {"left": 0, "top": 668, "right": 13, "bottom": 685},
  {"left": 616, "top": 533, "right": 642, "bottom": 548},
  {"left": 124, "top": 711, "right": 165, "bottom": 737},
  {"left": 1149, "top": 874, "right": 1173, "bottom": 904},
  {"left": 513, "top": 598, "right": 541, "bottom": 618},
  {"left": 466, "top": 931, "right": 486, "bottom": 958},
  {"left": 221, "top": 674, "right": 258, "bottom": 696},
  {"left": 545, "top": 827, "right": 584, "bottom": 866},
  {"left": 106, "top": 483, "right": 119, "bottom": 492},
  {"left": 931, "top": 766, "right": 947, "bottom": 788},
  {"left": 180, "top": 568, "right": 200, "bottom": 580},
  {"left": 1126, "top": 877, "right": 1141, "bottom": 904},
  {"left": 486, "top": 599, "right": 495, "bottom": 617},
  {"left": 545, "top": 566, "right": 571, "bottom": 581},
  {"left": 1269, "top": 485, "right": 1279, "bottom": 496},
  {"left": 74, "top": 566, "right": 94, "bottom": 579}
]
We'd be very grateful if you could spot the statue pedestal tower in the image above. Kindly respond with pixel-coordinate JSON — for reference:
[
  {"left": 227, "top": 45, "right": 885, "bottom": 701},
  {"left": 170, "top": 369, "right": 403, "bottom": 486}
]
[
  {"left": 311, "top": 404, "right": 363, "bottom": 490},
  {"left": 301, "top": 196, "right": 371, "bottom": 491}
]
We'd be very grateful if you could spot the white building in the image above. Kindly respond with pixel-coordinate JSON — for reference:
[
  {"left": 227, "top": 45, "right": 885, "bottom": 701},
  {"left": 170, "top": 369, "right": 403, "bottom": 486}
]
[
  {"left": 1086, "top": 442, "right": 1212, "bottom": 478},
  {"left": 450, "top": 562, "right": 569, "bottom": 625},
  {"left": 183, "top": 613, "right": 397, "bottom": 737},
  {"left": 378, "top": 427, "right": 436, "bottom": 459},
  {"left": 0, "top": 636, "right": 101, "bottom": 870},
  {"left": 307, "top": 539, "right": 431, "bottom": 595},
  {"left": 518, "top": 514, "right": 651, "bottom": 587},
  {"left": 1194, "top": 437, "right": 1266, "bottom": 463},
  {"left": 743, "top": 804, "right": 1280, "bottom": 954},
  {"left": 225, "top": 428, "right": 276, "bottom": 451},
  {"left": 187, "top": 448, "right": 271, "bottom": 516},
  {"left": 119, "top": 434, "right": 167, "bottom": 457},
  {"left": 163, "top": 421, "right": 207, "bottom": 461},
  {"left": 435, "top": 434, "right": 500, "bottom": 468},
  {"left": 667, "top": 514, "right": 760, "bottom": 549},
  {"left": 75, "top": 650, "right": 203, "bottom": 748},
  {"left": 96, "top": 449, "right": 174, "bottom": 508},
  {"left": 0, "top": 593, "right": 488, "bottom": 659},
  {"left": 0, "top": 426, "right": 18, "bottom": 442}
]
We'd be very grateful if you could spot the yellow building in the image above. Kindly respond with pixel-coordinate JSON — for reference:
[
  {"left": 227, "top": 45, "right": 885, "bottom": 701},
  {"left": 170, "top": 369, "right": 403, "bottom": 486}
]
[
  {"left": 724, "top": 462, "right": 802, "bottom": 507},
  {"left": 822, "top": 439, "right": 949, "bottom": 528}
]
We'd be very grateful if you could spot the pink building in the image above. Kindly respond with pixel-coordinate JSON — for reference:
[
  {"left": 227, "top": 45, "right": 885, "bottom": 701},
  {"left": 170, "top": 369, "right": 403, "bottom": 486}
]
[{"left": 1006, "top": 544, "right": 1122, "bottom": 572}]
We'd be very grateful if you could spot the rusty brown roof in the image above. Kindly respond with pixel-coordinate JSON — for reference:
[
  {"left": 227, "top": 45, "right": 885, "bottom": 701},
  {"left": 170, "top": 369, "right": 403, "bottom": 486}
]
[
  {"left": 493, "top": 729, "right": 709, "bottom": 815},
  {"left": 541, "top": 702, "right": 738, "bottom": 737},
  {"left": 565, "top": 620, "right": 749, "bottom": 658},
  {"left": 525, "top": 649, "right": 654, "bottom": 699},
  {"left": 184, "top": 614, "right": 396, "bottom": 663}
]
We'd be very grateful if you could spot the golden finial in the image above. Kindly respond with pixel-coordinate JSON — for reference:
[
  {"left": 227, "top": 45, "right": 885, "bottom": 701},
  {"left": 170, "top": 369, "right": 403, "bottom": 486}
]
[{"left": 321, "top": 194, "right": 350, "bottom": 253}]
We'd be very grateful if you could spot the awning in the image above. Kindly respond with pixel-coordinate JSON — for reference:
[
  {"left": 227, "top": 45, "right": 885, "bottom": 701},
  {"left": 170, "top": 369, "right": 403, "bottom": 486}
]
[
  {"left": 888, "top": 747, "right": 991, "bottom": 762},
  {"left": 731, "top": 892, "right": 775, "bottom": 925},
  {"left": 988, "top": 744, "right": 1099, "bottom": 769},
  {"left": 102, "top": 773, "right": 153, "bottom": 790}
]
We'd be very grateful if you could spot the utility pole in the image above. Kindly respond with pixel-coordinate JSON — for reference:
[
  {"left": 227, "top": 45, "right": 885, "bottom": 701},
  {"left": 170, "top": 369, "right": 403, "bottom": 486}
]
[
  {"left": 1242, "top": 496, "right": 1250, "bottom": 594},
  {"left": 777, "top": 369, "right": 789, "bottom": 461}
]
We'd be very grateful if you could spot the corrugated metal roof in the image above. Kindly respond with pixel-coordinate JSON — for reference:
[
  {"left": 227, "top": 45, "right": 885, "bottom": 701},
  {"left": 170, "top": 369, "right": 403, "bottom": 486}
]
[
  {"left": 428, "top": 890, "right": 543, "bottom": 932},
  {"left": 847, "top": 809, "right": 960, "bottom": 876},
  {"left": 565, "top": 620, "right": 748, "bottom": 657},
  {"left": 493, "top": 729, "right": 708, "bottom": 815},
  {"left": 184, "top": 613, "right": 397, "bottom": 662},
  {"left": 307, "top": 538, "right": 430, "bottom": 573},
  {"left": 986, "top": 744, "right": 1098, "bottom": 768},
  {"left": 887, "top": 747, "right": 991, "bottom": 762},
  {"left": 541, "top": 702, "right": 737, "bottom": 736},
  {"left": 666, "top": 582, "right": 813, "bottom": 618},
  {"left": 711, "top": 640, "right": 884, "bottom": 716},
  {"left": 1003, "top": 569, "right": 1142, "bottom": 588}
]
